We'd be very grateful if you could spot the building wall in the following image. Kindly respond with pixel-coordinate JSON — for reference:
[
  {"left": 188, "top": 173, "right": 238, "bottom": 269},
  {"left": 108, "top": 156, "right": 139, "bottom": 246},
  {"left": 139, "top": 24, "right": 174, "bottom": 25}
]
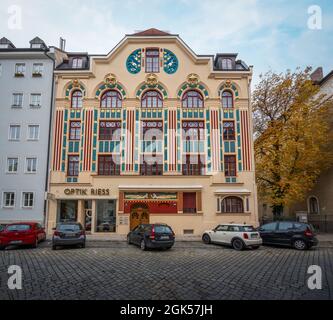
[
  {"left": 47, "top": 35, "right": 258, "bottom": 235},
  {"left": 0, "top": 54, "right": 54, "bottom": 224}
]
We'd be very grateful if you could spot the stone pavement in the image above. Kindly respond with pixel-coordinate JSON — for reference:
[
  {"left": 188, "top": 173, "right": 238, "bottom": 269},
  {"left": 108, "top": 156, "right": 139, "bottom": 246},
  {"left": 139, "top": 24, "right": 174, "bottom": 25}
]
[{"left": 0, "top": 241, "right": 332, "bottom": 300}]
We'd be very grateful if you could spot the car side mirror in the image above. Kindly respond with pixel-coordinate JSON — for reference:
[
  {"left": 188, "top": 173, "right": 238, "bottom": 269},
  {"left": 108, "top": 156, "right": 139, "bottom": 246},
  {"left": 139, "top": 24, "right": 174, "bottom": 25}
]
[{"left": 52, "top": 227, "right": 56, "bottom": 231}]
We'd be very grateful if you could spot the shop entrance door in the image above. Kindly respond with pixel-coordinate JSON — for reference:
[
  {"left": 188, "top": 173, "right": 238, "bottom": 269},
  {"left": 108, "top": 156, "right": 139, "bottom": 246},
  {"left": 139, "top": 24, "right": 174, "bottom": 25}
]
[{"left": 130, "top": 203, "right": 149, "bottom": 231}]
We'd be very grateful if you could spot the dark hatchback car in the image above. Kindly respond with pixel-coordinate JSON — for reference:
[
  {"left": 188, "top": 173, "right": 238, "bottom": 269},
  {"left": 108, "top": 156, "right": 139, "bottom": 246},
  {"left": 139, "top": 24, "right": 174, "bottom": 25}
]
[
  {"left": 127, "top": 224, "right": 175, "bottom": 251},
  {"left": 52, "top": 222, "right": 86, "bottom": 250},
  {"left": 259, "top": 221, "right": 318, "bottom": 250}
]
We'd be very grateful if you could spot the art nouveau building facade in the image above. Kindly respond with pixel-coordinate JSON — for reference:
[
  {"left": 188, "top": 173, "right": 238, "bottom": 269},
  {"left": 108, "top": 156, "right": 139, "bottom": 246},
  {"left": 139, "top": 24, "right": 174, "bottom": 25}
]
[{"left": 47, "top": 29, "right": 257, "bottom": 235}]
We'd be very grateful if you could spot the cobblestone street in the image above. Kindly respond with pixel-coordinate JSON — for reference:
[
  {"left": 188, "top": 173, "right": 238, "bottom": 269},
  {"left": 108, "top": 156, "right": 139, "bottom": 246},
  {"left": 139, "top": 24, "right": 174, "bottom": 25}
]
[{"left": 0, "top": 241, "right": 332, "bottom": 300}]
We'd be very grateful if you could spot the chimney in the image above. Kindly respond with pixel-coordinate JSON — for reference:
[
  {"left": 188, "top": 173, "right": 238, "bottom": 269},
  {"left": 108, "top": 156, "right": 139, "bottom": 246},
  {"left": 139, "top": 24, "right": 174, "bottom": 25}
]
[
  {"left": 311, "top": 67, "right": 323, "bottom": 82},
  {"left": 59, "top": 37, "right": 66, "bottom": 51}
]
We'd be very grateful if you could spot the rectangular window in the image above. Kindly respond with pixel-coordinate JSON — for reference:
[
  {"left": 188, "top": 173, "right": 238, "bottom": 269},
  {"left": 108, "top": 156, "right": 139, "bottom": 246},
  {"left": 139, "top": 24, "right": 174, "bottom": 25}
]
[
  {"left": 58, "top": 200, "right": 78, "bottom": 222},
  {"left": 96, "top": 200, "right": 116, "bottom": 233},
  {"left": 223, "top": 121, "right": 235, "bottom": 140},
  {"left": 15, "top": 63, "right": 25, "bottom": 76},
  {"left": 22, "top": 192, "right": 34, "bottom": 208},
  {"left": 98, "top": 155, "right": 120, "bottom": 176},
  {"left": 183, "top": 193, "right": 197, "bottom": 214},
  {"left": 69, "top": 121, "right": 81, "bottom": 140},
  {"left": 12, "top": 93, "right": 23, "bottom": 107},
  {"left": 182, "top": 155, "right": 205, "bottom": 176},
  {"left": 7, "top": 158, "right": 18, "bottom": 173},
  {"left": 72, "top": 58, "right": 83, "bottom": 69},
  {"left": 30, "top": 94, "right": 41, "bottom": 107},
  {"left": 32, "top": 63, "right": 43, "bottom": 76},
  {"left": 146, "top": 49, "right": 160, "bottom": 73},
  {"left": 0, "top": 63, "right": 2, "bottom": 77},
  {"left": 27, "top": 125, "right": 40, "bottom": 140},
  {"left": 224, "top": 155, "right": 237, "bottom": 177},
  {"left": 140, "top": 155, "right": 163, "bottom": 176},
  {"left": 9, "top": 125, "right": 20, "bottom": 140},
  {"left": 67, "top": 155, "right": 80, "bottom": 177},
  {"left": 3, "top": 192, "right": 15, "bottom": 208},
  {"left": 26, "top": 158, "right": 37, "bottom": 173},
  {"left": 99, "top": 121, "right": 121, "bottom": 141}
]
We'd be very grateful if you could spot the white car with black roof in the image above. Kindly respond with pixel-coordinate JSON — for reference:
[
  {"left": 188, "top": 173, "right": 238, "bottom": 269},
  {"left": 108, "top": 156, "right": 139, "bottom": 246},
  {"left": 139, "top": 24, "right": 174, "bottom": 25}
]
[{"left": 202, "top": 223, "right": 262, "bottom": 250}]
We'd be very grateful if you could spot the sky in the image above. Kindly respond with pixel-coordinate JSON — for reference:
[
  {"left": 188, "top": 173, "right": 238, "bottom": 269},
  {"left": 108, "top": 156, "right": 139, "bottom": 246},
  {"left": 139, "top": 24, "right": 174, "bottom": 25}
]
[{"left": 0, "top": 0, "right": 332, "bottom": 85}]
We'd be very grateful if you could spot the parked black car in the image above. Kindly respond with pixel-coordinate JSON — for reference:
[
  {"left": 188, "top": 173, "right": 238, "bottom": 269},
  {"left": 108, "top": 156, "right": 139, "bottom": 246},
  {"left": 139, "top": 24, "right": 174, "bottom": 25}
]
[
  {"left": 127, "top": 224, "right": 175, "bottom": 250},
  {"left": 258, "top": 221, "right": 318, "bottom": 250},
  {"left": 52, "top": 222, "right": 86, "bottom": 250}
]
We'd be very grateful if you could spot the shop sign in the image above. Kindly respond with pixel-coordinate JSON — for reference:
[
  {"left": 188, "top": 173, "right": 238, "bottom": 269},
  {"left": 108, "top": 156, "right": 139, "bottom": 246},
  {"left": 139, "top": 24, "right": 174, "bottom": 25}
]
[
  {"left": 124, "top": 192, "right": 177, "bottom": 200},
  {"left": 64, "top": 188, "right": 110, "bottom": 196}
]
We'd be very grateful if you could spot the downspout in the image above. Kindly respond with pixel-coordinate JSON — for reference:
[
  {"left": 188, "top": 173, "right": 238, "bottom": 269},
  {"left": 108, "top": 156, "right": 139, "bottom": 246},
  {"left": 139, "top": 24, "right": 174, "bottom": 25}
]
[{"left": 43, "top": 49, "right": 56, "bottom": 228}]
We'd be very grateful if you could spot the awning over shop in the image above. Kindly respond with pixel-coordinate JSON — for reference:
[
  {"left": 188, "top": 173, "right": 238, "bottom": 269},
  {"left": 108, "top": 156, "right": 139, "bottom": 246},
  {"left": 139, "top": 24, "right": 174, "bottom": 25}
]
[
  {"left": 118, "top": 185, "right": 203, "bottom": 190},
  {"left": 214, "top": 188, "right": 251, "bottom": 195}
]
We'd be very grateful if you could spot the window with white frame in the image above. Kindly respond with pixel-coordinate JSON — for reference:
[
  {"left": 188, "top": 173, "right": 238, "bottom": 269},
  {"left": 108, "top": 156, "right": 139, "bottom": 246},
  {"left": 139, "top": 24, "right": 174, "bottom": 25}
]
[
  {"left": 27, "top": 125, "right": 40, "bottom": 140},
  {"left": 3, "top": 192, "right": 15, "bottom": 208},
  {"left": 26, "top": 158, "right": 37, "bottom": 173},
  {"left": 32, "top": 63, "right": 43, "bottom": 76},
  {"left": 15, "top": 63, "right": 25, "bottom": 76},
  {"left": 22, "top": 192, "right": 34, "bottom": 208},
  {"left": 9, "top": 125, "right": 20, "bottom": 140},
  {"left": 30, "top": 94, "right": 41, "bottom": 107},
  {"left": 7, "top": 157, "right": 18, "bottom": 173},
  {"left": 12, "top": 93, "right": 23, "bottom": 107},
  {"left": 72, "top": 58, "right": 83, "bottom": 69}
]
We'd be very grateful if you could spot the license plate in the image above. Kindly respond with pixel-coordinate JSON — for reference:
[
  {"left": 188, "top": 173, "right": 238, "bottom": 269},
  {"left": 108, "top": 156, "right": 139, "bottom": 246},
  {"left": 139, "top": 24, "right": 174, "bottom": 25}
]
[
  {"left": 10, "top": 240, "right": 23, "bottom": 244},
  {"left": 251, "top": 234, "right": 258, "bottom": 238},
  {"left": 160, "top": 236, "right": 169, "bottom": 240}
]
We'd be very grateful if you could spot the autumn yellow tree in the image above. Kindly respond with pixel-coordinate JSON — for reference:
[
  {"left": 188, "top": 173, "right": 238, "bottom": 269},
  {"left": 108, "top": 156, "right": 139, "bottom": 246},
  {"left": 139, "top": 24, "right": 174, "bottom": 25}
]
[{"left": 253, "top": 68, "right": 333, "bottom": 216}]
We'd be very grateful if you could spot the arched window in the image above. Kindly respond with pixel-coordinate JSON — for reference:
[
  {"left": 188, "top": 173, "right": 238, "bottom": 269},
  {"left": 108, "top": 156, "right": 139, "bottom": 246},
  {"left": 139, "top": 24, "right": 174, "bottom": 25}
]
[
  {"left": 71, "top": 90, "right": 83, "bottom": 109},
  {"left": 182, "top": 90, "right": 204, "bottom": 108},
  {"left": 141, "top": 90, "right": 163, "bottom": 108},
  {"left": 308, "top": 196, "right": 319, "bottom": 214},
  {"left": 101, "top": 90, "right": 122, "bottom": 108},
  {"left": 222, "top": 91, "right": 233, "bottom": 108},
  {"left": 222, "top": 58, "right": 233, "bottom": 70},
  {"left": 221, "top": 196, "right": 243, "bottom": 213}
]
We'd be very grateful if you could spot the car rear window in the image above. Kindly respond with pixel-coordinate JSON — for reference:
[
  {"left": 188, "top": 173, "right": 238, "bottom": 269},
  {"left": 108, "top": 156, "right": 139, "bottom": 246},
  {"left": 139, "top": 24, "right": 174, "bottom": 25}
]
[
  {"left": 155, "top": 226, "right": 173, "bottom": 234},
  {"left": 6, "top": 224, "right": 31, "bottom": 231},
  {"left": 57, "top": 224, "right": 81, "bottom": 232},
  {"left": 242, "top": 226, "right": 256, "bottom": 232}
]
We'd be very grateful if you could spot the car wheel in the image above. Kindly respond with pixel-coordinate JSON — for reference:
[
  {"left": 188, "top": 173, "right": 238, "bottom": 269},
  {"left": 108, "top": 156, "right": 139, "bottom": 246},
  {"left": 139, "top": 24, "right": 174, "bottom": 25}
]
[
  {"left": 232, "top": 239, "right": 245, "bottom": 251},
  {"left": 0, "top": 246, "right": 5, "bottom": 251},
  {"left": 127, "top": 235, "right": 131, "bottom": 245},
  {"left": 52, "top": 245, "right": 57, "bottom": 251},
  {"left": 252, "top": 246, "right": 260, "bottom": 250},
  {"left": 293, "top": 239, "right": 307, "bottom": 251},
  {"left": 202, "top": 234, "right": 211, "bottom": 244},
  {"left": 81, "top": 242, "right": 86, "bottom": 249},
  {"left": 140, "top": 240, "right": 146, "bottom": 251}
]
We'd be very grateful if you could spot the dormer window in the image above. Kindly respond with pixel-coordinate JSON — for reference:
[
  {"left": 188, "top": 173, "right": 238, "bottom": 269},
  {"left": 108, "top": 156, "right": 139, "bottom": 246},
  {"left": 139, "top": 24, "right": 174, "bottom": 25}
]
[
  {"left": 145, "top": 49, "right": 160, "bottom": 73},
  {"left": 72, "top": 58, "right": 83, "bottom": 69},
  {"left": 222, "top": 58, "right": 233, "bottom": 70},
  {"left": 31, "top": 43, "right": 42, "bottom": 49}
]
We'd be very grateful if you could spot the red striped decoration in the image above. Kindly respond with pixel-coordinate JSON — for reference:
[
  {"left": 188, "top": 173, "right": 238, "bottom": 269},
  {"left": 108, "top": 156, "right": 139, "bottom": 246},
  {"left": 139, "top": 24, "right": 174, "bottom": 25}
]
[
  {"left": 52, "top": 110, "right": 64, "bottom": 171},
  {"left": 241, "top": 110, "right": 251, "bottom": 171},
  {"left": 83, "top": 110, "right": 93, "bottom": 171},
  {"left": 126, "top": 110, "right": 135, "bottom": 172},
  {"left": 210, "top": 110, "right": 220, "bottom": 171},
  {"left": 168, "top": 110, "right": 177, "bottom": 171}
]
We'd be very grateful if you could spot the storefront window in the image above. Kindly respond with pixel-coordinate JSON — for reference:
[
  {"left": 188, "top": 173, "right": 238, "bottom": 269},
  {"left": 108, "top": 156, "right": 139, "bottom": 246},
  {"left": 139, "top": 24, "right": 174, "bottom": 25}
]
[
  {"left": 96, "top": 200, "right": 116, "bottom": 233},
  {"left": 58, "top": 200, "right": 77, "bottom": 222},
  {"left": 84, "top": 200, "right": 92, "bottom": 232}
]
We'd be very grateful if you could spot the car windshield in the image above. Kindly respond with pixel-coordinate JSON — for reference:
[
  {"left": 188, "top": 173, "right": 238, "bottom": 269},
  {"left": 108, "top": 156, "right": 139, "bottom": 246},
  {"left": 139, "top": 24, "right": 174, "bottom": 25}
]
[
  {"left": 155, "top": 226, "right": 173, "bottom": 234},
  {"left": 0, "top": 225, "right": 4, "bottom": 231},
  {"left": 6, "top": 225, "right": 31, "bottom": 231},
  {"left": 57, "top": 224, "right": 81, "bottom": 232}
]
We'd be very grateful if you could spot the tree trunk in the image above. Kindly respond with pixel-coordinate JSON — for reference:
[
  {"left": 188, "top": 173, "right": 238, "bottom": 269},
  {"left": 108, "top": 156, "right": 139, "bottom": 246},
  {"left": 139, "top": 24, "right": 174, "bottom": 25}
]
[{"left": 272, "top": 205, "right": 284, "bottom": 219}]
